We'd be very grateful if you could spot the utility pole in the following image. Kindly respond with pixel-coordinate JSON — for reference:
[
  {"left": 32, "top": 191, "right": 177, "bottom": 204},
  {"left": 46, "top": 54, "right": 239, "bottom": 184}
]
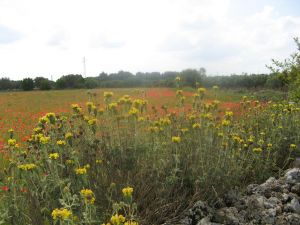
[{"left": 83, "top": 56, "right": 86, "bottom": 78}]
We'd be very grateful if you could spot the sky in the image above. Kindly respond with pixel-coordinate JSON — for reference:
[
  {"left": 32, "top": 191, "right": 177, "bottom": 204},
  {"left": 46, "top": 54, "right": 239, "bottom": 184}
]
[{"left": 0, "top": 0, "right": 300, "bottom": 80}]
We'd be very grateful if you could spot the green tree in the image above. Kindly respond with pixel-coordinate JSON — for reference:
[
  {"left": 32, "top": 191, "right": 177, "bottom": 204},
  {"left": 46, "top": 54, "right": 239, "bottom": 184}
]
[
  {"left": 268, "top": 37, "right": 300, "bottom": 99},
  {"left": 21, "top": 78, "right": 34, "bottom": 91},
  {"left": 34, "top": 77, "right": 52, "bottom": 90}
]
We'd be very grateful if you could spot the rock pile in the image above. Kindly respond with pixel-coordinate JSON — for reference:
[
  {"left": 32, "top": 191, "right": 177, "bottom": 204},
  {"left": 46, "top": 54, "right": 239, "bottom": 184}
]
[{"left": 181, "top": 168, "right": 300, "bottom": 225}]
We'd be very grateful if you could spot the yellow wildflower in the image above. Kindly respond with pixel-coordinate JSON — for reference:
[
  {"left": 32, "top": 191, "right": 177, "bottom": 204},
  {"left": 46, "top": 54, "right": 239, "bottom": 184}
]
[
  {"left": 57, "top": 140, "right": 66, "bottom": 146},
  {"left": 290, "top": 144, "right": 297, "bottom": 149},
  {"left": 75, "top": 167, "right": 87, "bottom": 175},
  {"left": 122, "top": 186, "right": 133, "bottom": 197},
  {"left": 192, "top": 123, "right": 201, "bottom": 129},
  {"left": 181, "top": 128, "right": 189, "bottom": 134},
  {"left": 222, "top": 119, "right": 230, "bottom": 126},
  {"left": 253, "top": 147, "right": 262, "bottom": 153},
  {"left": 88, "top": 118, "right": 97, "bottom": 126},
  {"left": 176, "top": 90, "right": 183, "bottom": 96},
  {"left": 80, "top": 189, "right": 95, "bottom": 204},
  {"left": 65, "top": 132, "right": 73, "bottom": 139},
  {"left": 7, "top": 139, "right": 17, "bottom": 147},
  {"left": 104, "top": 91, "right": 114, "bottom": 98},
  {"left": 39, "top": 116, "right": 49, "bottom": 124},
  {"left": 18, "top": 163, "right": 37, "bottom": 171},
  {"left": 172, "top": 136, "right": 181, "bottom": 143},
  {"left": 124, "top": 222, "right": 139, "bottom": 225},
  {"left": 129, "top": 107, "right": 139, "bottom": 117},
  {"left": 110, "top": 214, "right": 126, "bottom": 225},
  {"left": 96, "top": 159, "right": 103, "bottom": 164},
  {"left": 197, "top": 87, "right": 206, "bottom": 93},
  {"left": 49, "top": 153, "right": 59, "bottom": 160},
  {"left": 66, "top": 159, "right": 74, "bottom": 165},
  {"left": 51, "top": 208, "right": 72, "bottom": 220},
  {"left": 40, "top": 136, "right": 50, "bottom": 144}
]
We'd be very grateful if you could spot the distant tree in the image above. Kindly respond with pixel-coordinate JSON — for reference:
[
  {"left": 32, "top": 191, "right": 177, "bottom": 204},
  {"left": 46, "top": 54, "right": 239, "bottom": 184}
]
[
  {"left": 199, "top": 67, "right": 206, "bottom": 77},
  {"left": 56, "top": 74, "right": 84, "bottom": 89},
  {"left": 180, "top": 69, "right": 202, "bottom": 87},
  {"left": 85, "top": 77, "right": 99, "bottom": 89},
  {"left": 34, "top": 77, "right": 52, "bottom": 90},
  {"left": 0, "top": 78, "right": 12, "bottom": 90},
  {"left": 21, "top": 78, "right": 34, "bottom": 91},
  {"left": 98, "top": 72, "right": 108, "bottom": 81}
]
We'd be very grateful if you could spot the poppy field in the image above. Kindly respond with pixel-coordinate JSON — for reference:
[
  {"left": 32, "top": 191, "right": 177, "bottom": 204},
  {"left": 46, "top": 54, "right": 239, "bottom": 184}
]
[{"left": 0, "top": 83, "right": 299, "bottom": 225}]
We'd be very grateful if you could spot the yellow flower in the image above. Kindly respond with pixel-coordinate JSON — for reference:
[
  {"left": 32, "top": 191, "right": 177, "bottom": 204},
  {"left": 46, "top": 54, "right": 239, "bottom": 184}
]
[
  {"left": 18, "top": 163, "right": 37, "bottom": 171},
  {"left": 110, "top": 214, "right": 126, "bottom": 225},
  {"left": 290, "top": 144, "right": 297, "bottom": 149},
  {"left": 104, "top": 91, "right": 114, "bottom": 98},
  {"left": 172, "top": 136, "right": 181, "bottom": 143},
  {"left": 197, "top": 87, "right": 206, "bottom": 93},
  {"left": 129, "top": 107, "right": 139, "bottom": 117},
  {"left": 108, "top": 102, "right": 118, "bottom": 110},
  {"left": 75, "top": 167, "right": 87, "bottom": 175},
  {"left": 88, "top": 118, "right": 97, "bottom": 126},
  {"left": 33, "top": 127, "right": 43, "bottom": 134},
  {"left": 222, "top": 119, "right": 230, "bottom": 126},
  {"left": 122, "top": 186, "right": 133, "bottom": 197},
  {"left": 175, "top": 76, "right": 181, "bottom": 81},
  {"left": 49, "top": 153, "right": 59, "bottom": 160},
  {"left": 192, "top": 123, "right": 201, "bottom": 129},
  {"left": 225, "top": 111, "right": 233, "bottom": 118},
  {"left": 51, "top": 208, "right": 72, "bottom": 220},
  {"left": 253, "top": 147, "right": 262, "bottom": 153},
  {"left": 40, "top": 136, "right": 50, "bottom": 144},
  {"left": 65, "top": 132, "right": 73, "bottom": 139},
  {"left": 66, "top": 159, "right": 74, "bottom": 165},
  {"left": 96, "top": 159, "right": 103, "bottom": 164},
  {"left": 181, "top": 128, "right": 189, "bottom": 134},
  {"left": 86, "top": 102, "right": 94, "bottom": 107},
  {"left": 137, "top": 117, "right": 145, "bottom": 122},
  {"left": 71, "top": 104, "right": 80, "bottom": 109},
  {"left": 80, "top": 189, "right": 95, "bottom": 204},
  {"left": 8, "top": 128, "right": 14, "bottom": 136},
  {"left": 124, "top": 221, "right": 139, "bottom": 225},
  {"left": 217, "top": 132, "right": 224, "bottom": 137},
  {"left": 176, "top": 90, "right": 183, "bottom": 96},
  {"left": 7, "top": 139, "right": 17, "bottom": 147},
  {"left": 267, "top": 143, "right": 272, "bottom": 148},
  {"left": 46, "top": 112, "right": 56, "bottom": 122},
  {"left": 39, "top": 116, "right": 49, "bottom": 124},
  {"left": 57, "top": 140, "right": 66, "bottom": 146}
]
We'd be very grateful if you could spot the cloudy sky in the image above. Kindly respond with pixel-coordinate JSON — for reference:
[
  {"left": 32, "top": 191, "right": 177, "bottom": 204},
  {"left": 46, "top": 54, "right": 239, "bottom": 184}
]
[{"left": 0, "top": 0, "right": 300, "bottom": 80}]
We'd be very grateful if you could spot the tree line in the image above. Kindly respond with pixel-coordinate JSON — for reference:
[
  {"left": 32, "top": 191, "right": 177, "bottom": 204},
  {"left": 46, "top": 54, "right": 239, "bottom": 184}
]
[{"left": 0, "top": 69, "right": 285, "bottom": 91}]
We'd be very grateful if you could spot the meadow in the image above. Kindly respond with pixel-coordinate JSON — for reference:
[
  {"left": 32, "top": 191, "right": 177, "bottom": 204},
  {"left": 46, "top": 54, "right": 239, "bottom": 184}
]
[
  {"left": 0, "top": 84, "right": 298, "bottom": 225},
  {"left": 0, "top": 87, "right": 248, "bottom": 148}
]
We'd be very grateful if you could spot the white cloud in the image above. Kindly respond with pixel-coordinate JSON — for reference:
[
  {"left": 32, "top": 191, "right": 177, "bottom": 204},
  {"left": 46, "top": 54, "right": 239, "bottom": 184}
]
[{"left": 0, "top": 0, "right": 299, "bottom": 79}]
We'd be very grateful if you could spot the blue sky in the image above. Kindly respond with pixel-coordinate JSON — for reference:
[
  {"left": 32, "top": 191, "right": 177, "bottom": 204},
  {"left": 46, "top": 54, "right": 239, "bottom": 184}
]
[{"left": 0, "top": 0, "right": 300, "bottom": 80}]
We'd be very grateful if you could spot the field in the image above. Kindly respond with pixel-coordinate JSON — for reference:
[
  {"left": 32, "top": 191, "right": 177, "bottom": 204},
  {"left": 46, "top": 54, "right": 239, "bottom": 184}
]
[
  {"left": 0, "top": 87, "right": 248, "bottom": 149},
  {"left": 0, "top": 86, "right": 299, "bottom": 225}
]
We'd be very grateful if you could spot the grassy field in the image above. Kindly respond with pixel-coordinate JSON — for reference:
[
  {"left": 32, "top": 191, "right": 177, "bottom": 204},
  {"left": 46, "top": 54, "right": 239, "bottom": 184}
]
[{"left": 0, "top": 86, "right": 297, "bottom": 225}]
